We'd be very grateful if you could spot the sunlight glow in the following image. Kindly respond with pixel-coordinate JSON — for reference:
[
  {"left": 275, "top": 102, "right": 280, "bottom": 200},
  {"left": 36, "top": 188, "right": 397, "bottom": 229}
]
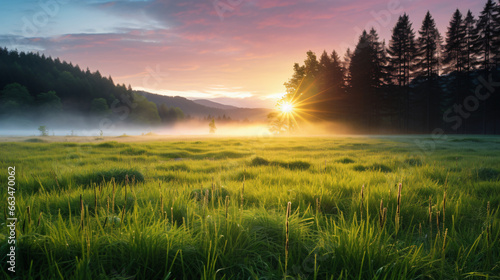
[{"left": 280, "top": 102, "right": 294, "bottom": 114}]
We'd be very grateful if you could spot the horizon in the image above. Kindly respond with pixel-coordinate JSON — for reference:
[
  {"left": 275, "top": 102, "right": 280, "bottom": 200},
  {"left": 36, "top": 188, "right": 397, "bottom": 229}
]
[{"left": 0, "top": 0, "right": 484, "bottom": 109}]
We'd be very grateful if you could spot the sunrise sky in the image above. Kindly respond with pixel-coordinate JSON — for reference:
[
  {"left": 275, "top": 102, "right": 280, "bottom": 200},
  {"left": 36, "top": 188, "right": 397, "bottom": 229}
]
[{"left": 0, "top": 0, "right": 484, "bottom": 108}]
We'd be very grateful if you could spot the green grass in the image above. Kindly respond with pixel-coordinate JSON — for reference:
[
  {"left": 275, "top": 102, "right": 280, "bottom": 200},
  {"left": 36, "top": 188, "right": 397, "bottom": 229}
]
[{"left": 1, "top": 136, "right": 499, "bottom": 279}]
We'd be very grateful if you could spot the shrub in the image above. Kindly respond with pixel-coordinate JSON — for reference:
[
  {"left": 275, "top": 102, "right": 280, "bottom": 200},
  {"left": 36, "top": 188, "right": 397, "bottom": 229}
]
[
  {"left": 278, "top": 160, "right": 311, "bottom": 170},
  {"left": 476, "top": 168, "right": 500, "bottom": 181},
  {"left": 404, "top": 157, "right": 422, "bottom": 166},
  {"left": 120, "top": 147, "right": 147, "bottom": 155},
  {"left": 251, "top": 157, "right": 270, "bottom": 166},
  {"left": 353, "top": 165, "right": 367, "bottom": 172},
  {"left": 96, "top": 142, "right": 128, "bottom": 148},
  {"left": 370, "top": 163, "right": 392, "bottom": 173},
  {"left": 24, "top": 138, "right": 47, "bottom": 143},
  {"left": 337, "top": 157, "right": 355, "bottom": 164},
  {"left": 251, "top": 157, "right": 310, "bottom": 170},
  {"left": 75, "top": 168, "right": 144, "bottom": 185}
]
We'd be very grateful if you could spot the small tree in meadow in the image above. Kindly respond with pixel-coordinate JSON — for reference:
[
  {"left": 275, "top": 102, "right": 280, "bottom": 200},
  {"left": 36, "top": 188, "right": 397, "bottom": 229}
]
[
  {"left": 209, "top": 119, "right": 217, "bottom": 134},
  {"left": 38, "top": 126, "right": 48, "bottom": 136}
]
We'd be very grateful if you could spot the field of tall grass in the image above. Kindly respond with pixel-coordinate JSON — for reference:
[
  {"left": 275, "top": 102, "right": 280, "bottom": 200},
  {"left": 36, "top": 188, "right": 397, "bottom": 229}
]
[{"left": 1, "top": 136, "right": 499, "bottom": 279}]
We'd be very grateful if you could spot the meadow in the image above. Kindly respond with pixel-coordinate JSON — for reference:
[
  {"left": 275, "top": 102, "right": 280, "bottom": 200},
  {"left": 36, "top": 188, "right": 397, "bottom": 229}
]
[{"left": 0, "top": 135, "right": 499, "bottom": 279}]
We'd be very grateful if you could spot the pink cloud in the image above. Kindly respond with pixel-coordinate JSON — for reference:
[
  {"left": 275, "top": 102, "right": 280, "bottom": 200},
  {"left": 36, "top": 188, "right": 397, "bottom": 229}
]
[
  {"left": 8, "top": 0, "right": 484, "bottom": 108},
  {"left": 256, "top": 0, "right": 299, "bottom": 9}
]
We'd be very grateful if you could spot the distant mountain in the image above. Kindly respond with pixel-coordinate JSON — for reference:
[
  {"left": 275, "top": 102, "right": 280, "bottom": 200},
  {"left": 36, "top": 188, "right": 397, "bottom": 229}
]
[
  {"left": 193, "top": 99, "right": 238, "bottom": 110},
  {"left": 136, "top": 91, "right": 271, "bottom": 121},
  {"left": 135, "top": 91, "right": 220, "bottom": 116}
]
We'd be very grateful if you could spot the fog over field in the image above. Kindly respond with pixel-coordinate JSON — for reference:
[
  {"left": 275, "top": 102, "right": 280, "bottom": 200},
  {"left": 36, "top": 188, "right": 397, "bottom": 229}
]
[{"left": 0, "top": 113, "right": 356, "bottom": 137}]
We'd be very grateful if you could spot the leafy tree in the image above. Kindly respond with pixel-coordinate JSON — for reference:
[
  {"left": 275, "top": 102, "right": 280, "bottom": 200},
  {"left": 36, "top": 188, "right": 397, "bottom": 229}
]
[
  {"left": 37, "top": 91, "right": 62, "bottom": 114},
  {"left": 90, "top": 98, "right": 111, "bottom": 117},
  {"left": 281, "top": 50, "right": 322, "bottom": 125},
  {"left": 283, "top": 63, "right": 306, "bottom": 97},
  {"left": 209, "top": 119, "right": 217, "bottom": 134},
  {"left": 129, "top": 94, "right": 161, "bottom": 124},
  {"left": 38, "top": 126, "right": 48, "bottom": 136},
  {"left": 267, "top": 99, "right": 298, "bottom": 135},
  {"left": 285, "top": 51, "right": 320, "bottom": 99},
  {"left": 0, "top": 83, "right": 33, "bottom": 114},
  {"left": 0, "top": 48, "right": 161, "bottom": 124},
  {"left": 267, "top": 112, "right": 288, "bottom": 135},
  {"left": 158, "top": 104, "right": 185, "bottom": 123}
]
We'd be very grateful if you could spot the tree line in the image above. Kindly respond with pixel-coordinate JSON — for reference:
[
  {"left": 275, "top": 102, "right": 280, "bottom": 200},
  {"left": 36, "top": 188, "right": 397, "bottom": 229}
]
[
  {"left": 0, "top": 48, "right": 185, "bottom": 125},
  {"left": 281, "top": 0, "right": 500, "bottom": 134}
]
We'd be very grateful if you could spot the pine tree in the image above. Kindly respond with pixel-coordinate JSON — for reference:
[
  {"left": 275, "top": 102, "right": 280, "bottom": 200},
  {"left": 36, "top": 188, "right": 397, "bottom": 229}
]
[
  {"left": 388, "top": 14, "right": 417, "bottom": 86},
  {"left": 304, "top": 50, "right": 320, "bottom": 78},
  {"left": 349, "top": 30, "right": 385, "bottom": 130},
  {"left": 414, "top": 11, "right": 443, "bottom": 132},
  {"left": 318, "top": 50, "right": 345, "bottom": 97},
  {"left": 444, "top": 9, "right": 465, "bottom": 73},
  {"left": 368, "top": 28, "right": 389, "bottom": 87},
  {"left": 328, "top": 50, "right": 346, "bottom": 120},
  {"left": 319, "top": 50, "right": 333, "bottom": 94},
  {"left": 316, "top": 50, "right": 346, "bottom": 120},
  {"left": 416, "top": 11, "right": 442, "bottom": 78},
  {"left": 387, "top": 13, "right": 417, "bottom": 130},
  {"left": 368, "top": 28, "right": 390, "bottom": 129},
  {"left": 493, "top": 1, "right": 500, "bottom": 67},
  {"left": 349, "top": 31, "right": 372, "bottom": 129},
  {"left": 462, "top": 10, "right": 479, "bottom": 72},
  {"left": 476, "top": 0, "right": 498, "bottom": 70},
  {"left": 342, "top": 48, "right": 353, "bottom": 90},
  {"left": 317, "top": 50, "right": 334, "bottom": 117},
  {"left": 329, "top": 50, "right": 345, "bottom": 91},
  {"left": 319, "top": 50, "right": 332, "bottom": 72}
]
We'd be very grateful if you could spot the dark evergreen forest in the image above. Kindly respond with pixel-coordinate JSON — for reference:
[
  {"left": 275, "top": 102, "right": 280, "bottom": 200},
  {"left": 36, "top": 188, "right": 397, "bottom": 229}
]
[{"left": 281, "top": 0, "right": 500, "bottom": 134}]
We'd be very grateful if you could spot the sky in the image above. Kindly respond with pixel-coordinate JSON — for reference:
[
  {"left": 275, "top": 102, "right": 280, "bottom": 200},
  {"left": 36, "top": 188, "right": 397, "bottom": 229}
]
[{"left": 0, "top": 0, "right": 484, "bottom": 108}]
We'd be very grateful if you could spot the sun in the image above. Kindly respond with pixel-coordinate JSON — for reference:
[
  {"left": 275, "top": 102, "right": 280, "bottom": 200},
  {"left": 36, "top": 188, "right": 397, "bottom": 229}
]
[{"left": 280, "top": 102, "right": 294, "bottom": 114}]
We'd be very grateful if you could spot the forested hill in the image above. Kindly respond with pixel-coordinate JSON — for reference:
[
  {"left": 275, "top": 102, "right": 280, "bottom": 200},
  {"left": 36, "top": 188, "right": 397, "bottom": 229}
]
[
  {"left": 135, "top": 91, "right": 225, "bottom": 117},
  {"left": 0, "top": 48, "right": 162, "bottom": 125},
  {"left": 0, "top": 48, "right": 270, "bottom": 128},
  {"left": 137, "top": 91, "right": 271, "bottom": 121}
]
